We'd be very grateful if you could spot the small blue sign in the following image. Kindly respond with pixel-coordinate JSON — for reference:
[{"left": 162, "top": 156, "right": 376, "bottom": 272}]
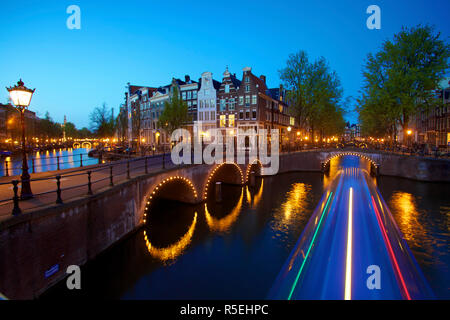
[{"left": 44, "top": 264, "right": 59, "bottom": 278}]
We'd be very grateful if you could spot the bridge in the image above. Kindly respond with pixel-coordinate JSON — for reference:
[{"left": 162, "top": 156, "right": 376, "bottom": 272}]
[{"left": 0, "top": 148, "right": 448, "bottom": 299}]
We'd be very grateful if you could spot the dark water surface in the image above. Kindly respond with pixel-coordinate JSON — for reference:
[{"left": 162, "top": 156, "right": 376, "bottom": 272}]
[{"left": 41, "top": 159, "right": 449, "bottom": 299}]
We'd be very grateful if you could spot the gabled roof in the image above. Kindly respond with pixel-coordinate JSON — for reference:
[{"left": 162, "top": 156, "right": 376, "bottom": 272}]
[{"left": 230, "top": 74, "right": 241, "bottom": 89}]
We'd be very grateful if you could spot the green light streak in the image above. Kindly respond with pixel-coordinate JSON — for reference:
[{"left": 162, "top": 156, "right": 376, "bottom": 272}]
[{"left": 287, "top": 192, "right": 333, "bottom": 300}]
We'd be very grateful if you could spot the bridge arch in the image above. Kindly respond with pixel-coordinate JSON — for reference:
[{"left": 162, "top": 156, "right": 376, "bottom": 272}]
[
  {"left": 81, "top": 141, "right": 92, "bottom": 149},
  {"left": 245, "top": 159, "right": 263, "bottom": 183},
  {"left": 143, "top": 176, "right": 198, "bottom": 224},
  {"left": 73, "top": 142, "right": 81, "bottom": 148},
  {"left": 323, "top": 151, "right": 378, "bottom": 167},
  {"left": 202, "top": 162, "right": 244, "bottom": 200}
]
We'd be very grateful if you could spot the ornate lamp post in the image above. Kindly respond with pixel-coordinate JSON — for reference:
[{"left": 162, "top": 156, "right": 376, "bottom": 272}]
[{"left": 6, "top": 79, "right": 35, "bottom": 200}]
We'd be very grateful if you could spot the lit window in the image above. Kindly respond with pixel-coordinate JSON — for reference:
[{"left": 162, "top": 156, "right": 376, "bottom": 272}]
[
  {"left": 228, "top": 114, "right": 235, "bottom": 127},
  {"left": 252, "top": 95, "right": 257, "bottom": 104},
  {"left": 220, "top": 115, "right": 226, "bottom": 127},
  {"left": 239, "top": 96, "right": 244, "bottom": 105},
  {"left": 187, "top": 91, "right": 192, "bottom": 99},
  {"left": 245, "top": 96, "right": 250, "bottom": 106},
  {"left": 225, "top": 85, "right": 230, "bottom": 93}
]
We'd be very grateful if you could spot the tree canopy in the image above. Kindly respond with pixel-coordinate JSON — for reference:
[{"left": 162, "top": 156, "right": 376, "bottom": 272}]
[
  {"left": 358, "top": 25, "right": 450, "bottom": 139},
  {"left": 157, "top": 86, "right": 191, "bottom": 136},
  {"left": 279, "top": 51, "right": 346, "bottom": 138},
  {"left": 89, "top": 103, "right": 115, "bottom": 138}
]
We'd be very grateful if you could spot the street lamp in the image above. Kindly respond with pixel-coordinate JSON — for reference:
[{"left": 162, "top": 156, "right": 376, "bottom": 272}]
[{"left": 6, "top": 79, "right": 35, "bottom": 200}]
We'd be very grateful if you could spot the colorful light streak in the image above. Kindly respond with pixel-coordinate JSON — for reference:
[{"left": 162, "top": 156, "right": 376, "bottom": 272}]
[
  {"left": 287, "top": 192, "right": 333, "bottom": 300},
  {"left": 344, "top": 187, "right": 353, "bottom": 300},
  {"left": 371, "top": 196, "right": 411, "bottom": 300}
]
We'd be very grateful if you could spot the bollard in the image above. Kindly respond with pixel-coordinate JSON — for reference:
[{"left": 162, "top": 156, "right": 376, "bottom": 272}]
[
  {"left": 87, "top": 171, "right": 93, "bottom": 195},
  {"left": 32, "top": 158, "right": 35, "bottom": 174},
  {"left": 56, "top": 175, "right": 63, "bottom": 204},
  {"left": 57, "top": 156, "right": 60, "bottom": 171},
  {"left": 145, "top": 157, "right": 148, "bottom": 174},
  {"left": 110, "top": 166, "right": 114, "bottom": 186},
  {"left": 249, "top": 171, "right": 256, "bottom": 188},
  {"left": 215, "top": 182, "right": 222, "bottom": 203},
  {"left": 127, "top": 161, "right": 130, "bottom": 179},
  {"left": 80, "top": 154, "right": 83, "bottom": 167},
  {"left": 5, "top": 161, "right": 9, "bottom": 177},
  {"left": 98, "top": 152, "right": 103, "bottom": 165},
  {"left": 12, "top": 180, "right": 21, "bottom": 215}
]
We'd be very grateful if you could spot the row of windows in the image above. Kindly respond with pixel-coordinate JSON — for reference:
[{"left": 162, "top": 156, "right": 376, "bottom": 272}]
[
  {"left": 198, "top": 111, "right": 216, "bottom": 121},
  {"left": 219, "top": 114, "right": 235, "bottom": 127},
  {"left": 182, "top": 90, "right": 197, "bottom": 100}
]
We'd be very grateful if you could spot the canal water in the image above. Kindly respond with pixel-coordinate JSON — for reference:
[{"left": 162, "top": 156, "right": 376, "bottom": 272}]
[
  {"left": 0, "top": 148, "right": 97, "bottom": 177},
  {"left": 41, "top": 157, "right": 449, "bottom": 300}
]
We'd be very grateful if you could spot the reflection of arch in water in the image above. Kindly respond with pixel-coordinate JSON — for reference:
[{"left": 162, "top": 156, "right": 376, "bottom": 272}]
[
  {"left": 202, "top": 162, "right": 244, "bottom": 200},
  {"left": 246, "top": 179, "right": 264, "bottom": 208},
  {"left": 143, "top": 176, "right": 198, "bottom": 224},
  {"left": 245, "top": 159, "right": 263, "bottom": 182},
  {"left": 143, "top": 212, "right": 197, "bottom": 261},
  {"left": 204, "top": 188, "right": 244, "bottom": 232}
]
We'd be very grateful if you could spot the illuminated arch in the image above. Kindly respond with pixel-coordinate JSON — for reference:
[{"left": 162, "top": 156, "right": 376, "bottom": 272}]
[
  {"left": 81, "top": 141, "right": 92, "bottom": 149},
  {"left": 202, "top": 162, "right": 244, "bottom": 200},
  {"left": 204, "top": 188, "right": 244, "bottom": 232},
  {"left": 143, "top": 176, "right": 198, "bottom": 224},
  {"left": 245, "top": 159, "right": 263, "bottom": 183},
  {"left": 73, "top": 142, "right": 81, "bottom": 148},
  {"left": 143, "top": 212, "right": 197, "bottom": 261},
  {"left": 323, "top": 152, "right": 378, "bottom": 168}
]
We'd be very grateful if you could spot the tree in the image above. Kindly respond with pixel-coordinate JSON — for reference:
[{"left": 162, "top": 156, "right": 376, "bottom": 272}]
[
  {"left": 358, "top": 25, "right": 450, "bottom": 140},
  {"left": 280, "top": 51, "right": 346, "bottom": 139},
  {"left": 64, "top": 122, "right": 78, "bottom": 138},
  {"left": 116, "top": 106, "right": 128, "bottom": 143},
  {"left": 89, "top": 103, "right": 115, "bottom": 138},
  {"left": 157, "top": 86, "right": 191, "bottom": 137}
]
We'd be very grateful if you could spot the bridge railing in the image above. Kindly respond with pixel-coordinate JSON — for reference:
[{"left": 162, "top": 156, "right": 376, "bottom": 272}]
[{"left": 0, "top": 152, "right": 175, "bottom": 216}]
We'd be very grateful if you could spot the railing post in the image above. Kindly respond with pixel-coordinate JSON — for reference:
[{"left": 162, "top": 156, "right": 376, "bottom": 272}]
[
  {"left": 32, "top": 158, "right": 35, "bottom": 174},
  {"left": 145, "top": 157, "right": 148, "bottom": 174},
  {"left": 98, "top": 151, "right": 103, "bottom": 165},
  {"left": 109, "top": 166, "right": 114, "bottom": 186},
  {"left": 5, "top": 160, "right": 9, "bottom": 177},
  {"left": 57, "top": 156, "right": 60, "bottom": 171},
  {"left": 56, "top": 175, "right": 63, "bottom": 204},
  {"left": 87, "top": 171, "right": 93, "bottom": 195},
  {"left": 127, "top": 161, "right": 130, "bottom": 179},
  {"left": 12, "top": 180, "right": 21, "bottom": 215},
  {"left": 80, "top": 154, "right": 83, "bottom": 167}
]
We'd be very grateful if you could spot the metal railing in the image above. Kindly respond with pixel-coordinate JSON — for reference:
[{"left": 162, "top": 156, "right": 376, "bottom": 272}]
[{"left": 0, "top": 152, "right": 173, "bottom": 216}]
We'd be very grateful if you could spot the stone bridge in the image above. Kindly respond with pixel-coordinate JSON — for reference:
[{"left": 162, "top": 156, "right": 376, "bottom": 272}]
[{"left": 0, "top": 149, "right": 448, "bottom": 299}]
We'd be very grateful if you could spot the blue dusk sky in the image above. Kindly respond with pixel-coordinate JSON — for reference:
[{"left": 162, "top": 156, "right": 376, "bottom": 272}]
[{"left": 1, "top": 0, "right": 449, "bottom": 128}]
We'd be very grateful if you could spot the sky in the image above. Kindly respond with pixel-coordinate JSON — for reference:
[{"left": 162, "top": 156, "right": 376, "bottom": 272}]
[{"left": 1, "top": 0, "right": 449, "bottom": 129}]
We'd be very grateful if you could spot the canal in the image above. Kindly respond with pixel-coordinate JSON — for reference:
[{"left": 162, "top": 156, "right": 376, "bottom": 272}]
[
  {"left": 0, "top": 148, "right": 98, "bottom": 177},
  {"left": 41, "top": 156, "right": 450, "bottom": 300}
]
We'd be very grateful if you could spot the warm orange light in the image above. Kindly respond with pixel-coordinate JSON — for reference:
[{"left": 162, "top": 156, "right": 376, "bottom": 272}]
[{"left": 407, "top": 130, "right": 412, "bottom": 135}]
